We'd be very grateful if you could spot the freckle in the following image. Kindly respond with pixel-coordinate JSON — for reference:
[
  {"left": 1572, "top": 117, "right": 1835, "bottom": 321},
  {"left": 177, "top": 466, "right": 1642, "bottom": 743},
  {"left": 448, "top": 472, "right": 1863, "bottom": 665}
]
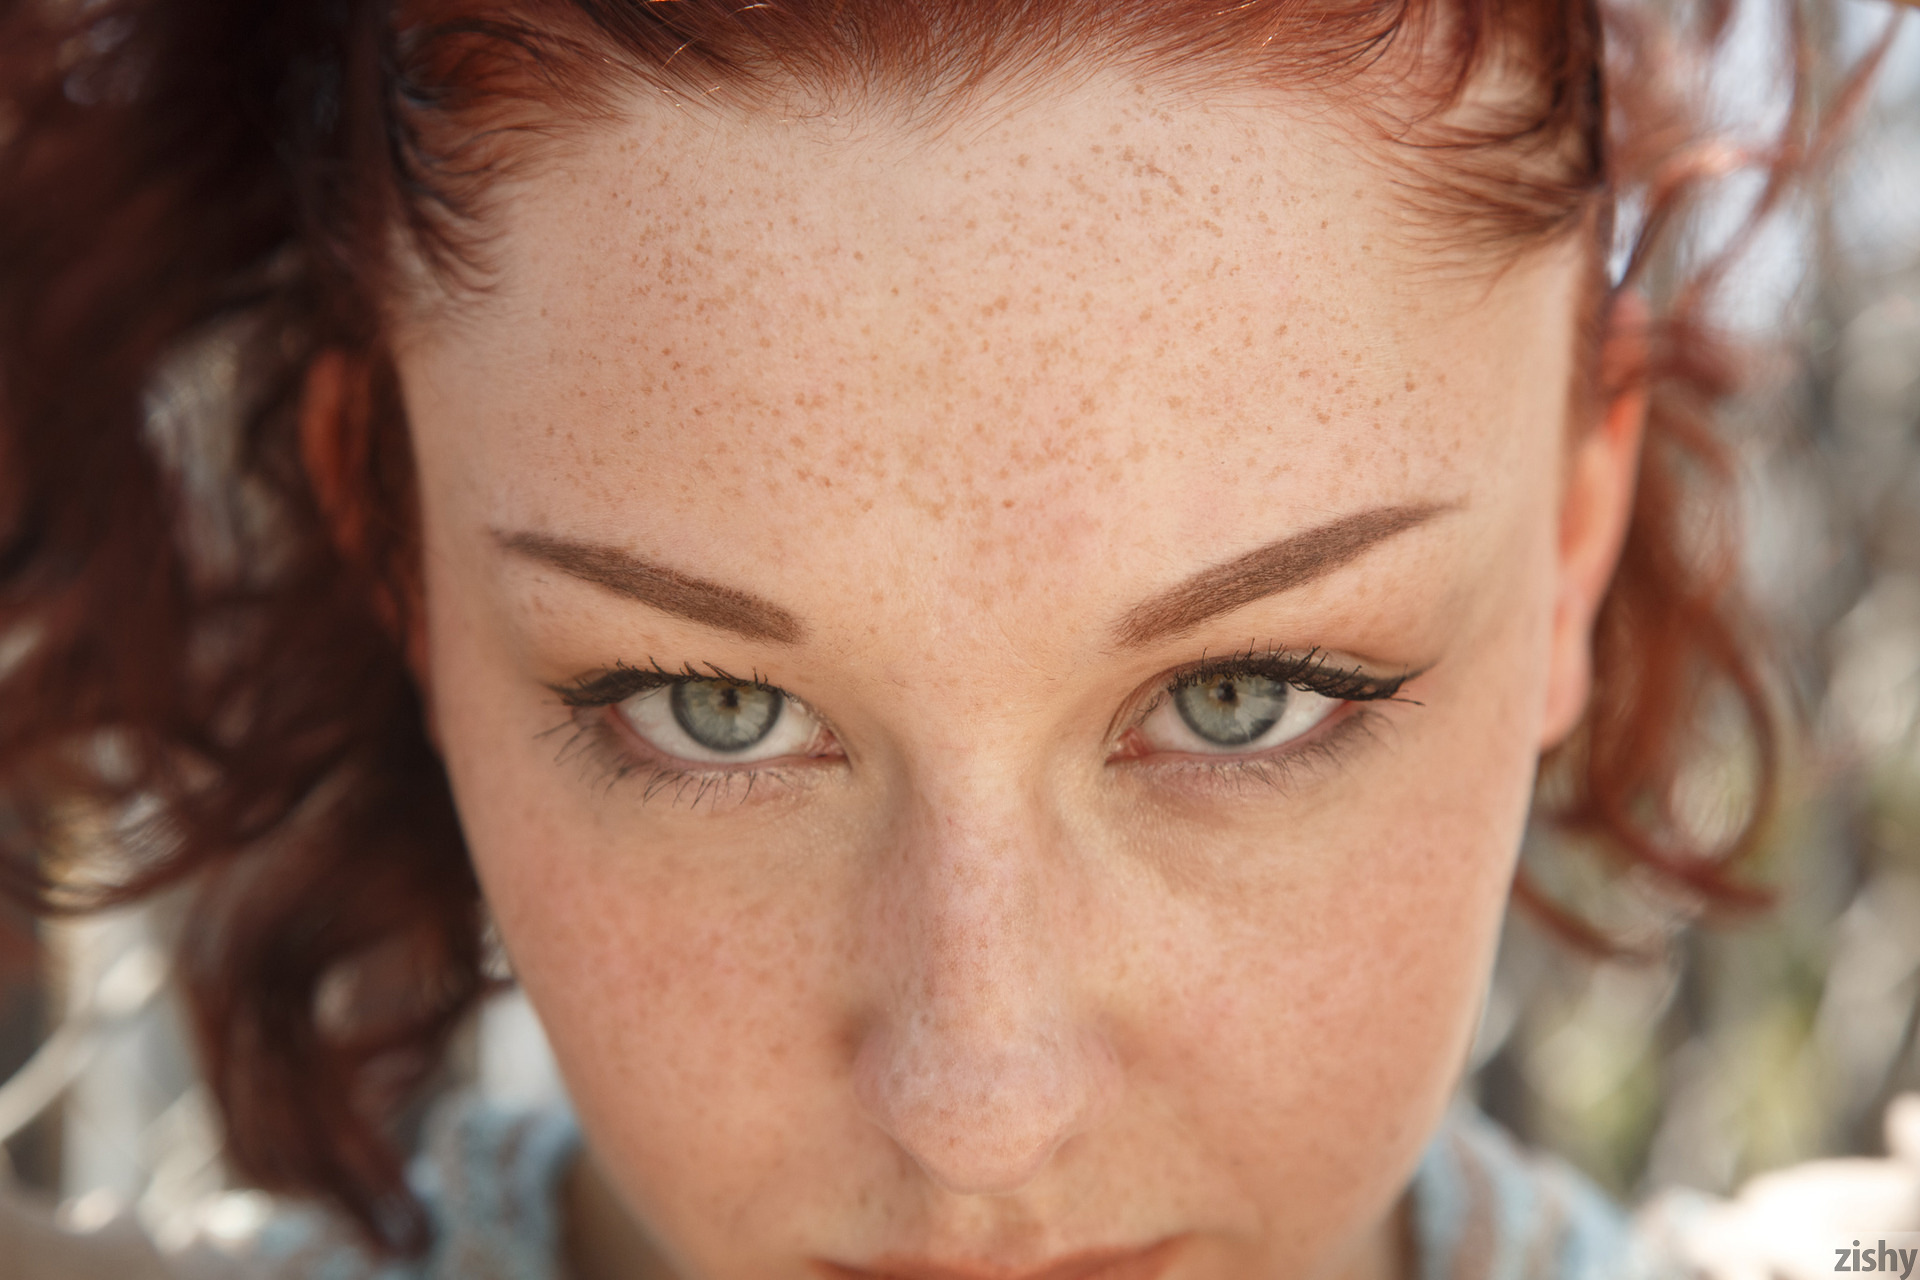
[
  {"left": 1405, "top": 378, "right": 1418, "bottom": 391},
  {"left": 1321, "top": 220, "right": 1329, "bottom": 229},
  {"left": 1002, "top": 498, "right": 1015, "bottom": 508}
]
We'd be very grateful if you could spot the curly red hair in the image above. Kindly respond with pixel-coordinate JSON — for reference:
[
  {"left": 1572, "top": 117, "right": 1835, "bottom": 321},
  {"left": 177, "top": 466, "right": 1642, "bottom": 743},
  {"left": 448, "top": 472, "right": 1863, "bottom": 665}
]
[{"left": 0, "top": 0, "right": 1884, "bottom": 1253}]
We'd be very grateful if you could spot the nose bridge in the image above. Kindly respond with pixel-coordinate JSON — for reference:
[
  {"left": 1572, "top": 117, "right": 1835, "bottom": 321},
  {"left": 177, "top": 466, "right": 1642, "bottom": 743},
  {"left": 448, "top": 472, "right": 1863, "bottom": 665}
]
[
  {"left": 898, "top": 775, "right": 1045, "bottom": 1014},
  {"left": 852, "top": 762, "right": 1121, "bottom": 1196}
]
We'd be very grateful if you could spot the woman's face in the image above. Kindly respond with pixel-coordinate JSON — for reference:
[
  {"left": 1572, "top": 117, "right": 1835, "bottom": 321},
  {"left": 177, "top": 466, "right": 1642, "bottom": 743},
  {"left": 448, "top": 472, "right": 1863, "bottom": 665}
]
[{"left": 391, "top": 70, "right": 1636, "bottom": 1280}]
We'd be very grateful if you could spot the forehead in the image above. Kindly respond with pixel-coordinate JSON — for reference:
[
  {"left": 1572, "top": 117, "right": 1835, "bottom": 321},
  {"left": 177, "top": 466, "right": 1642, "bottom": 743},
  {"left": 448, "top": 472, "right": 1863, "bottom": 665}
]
[{"left": 400, "top": 75, "right": 1579, "bottom": 635}]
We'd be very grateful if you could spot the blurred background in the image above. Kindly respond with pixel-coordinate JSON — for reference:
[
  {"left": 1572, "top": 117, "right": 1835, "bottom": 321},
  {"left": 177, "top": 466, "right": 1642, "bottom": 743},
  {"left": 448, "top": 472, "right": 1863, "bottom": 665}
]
[
  {"left": 0, "top": 0, "right": 1918, "bottom": 1255},
  {"left": 1480, "top": 0, "right": 1920, "bottom": 1203}
]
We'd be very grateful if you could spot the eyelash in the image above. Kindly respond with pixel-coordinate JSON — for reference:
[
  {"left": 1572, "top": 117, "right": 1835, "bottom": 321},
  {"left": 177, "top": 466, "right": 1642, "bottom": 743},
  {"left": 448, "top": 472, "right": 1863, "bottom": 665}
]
[
  {"left": 1161, "top": 645, "right": 1412, "bottom": 703},
  {"left": 544, "top": 648, "right": 1419, "bottom": 808},
  {"left": 545, "top": 661, "right": 818, "bottom": 809},
  {"left": 1113, "top": 644, "right": 1415, "bottom": 790}
]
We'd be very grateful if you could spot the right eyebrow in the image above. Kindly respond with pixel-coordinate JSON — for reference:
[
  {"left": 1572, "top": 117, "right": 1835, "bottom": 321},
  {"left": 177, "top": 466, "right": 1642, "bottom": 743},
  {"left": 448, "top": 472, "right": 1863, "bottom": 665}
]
[
  {"left": 1111, "top": 502, "right": 1454, "bottom": 648},
  {"left": 495, "top": 530, "right": 806, "bottom": 646}
]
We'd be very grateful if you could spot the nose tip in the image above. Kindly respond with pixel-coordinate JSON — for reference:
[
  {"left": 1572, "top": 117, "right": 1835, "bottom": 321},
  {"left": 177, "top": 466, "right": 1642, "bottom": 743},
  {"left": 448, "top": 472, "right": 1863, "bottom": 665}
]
[{"left": 853, "top": 1020, "right": 1119, "bottom": 1196}]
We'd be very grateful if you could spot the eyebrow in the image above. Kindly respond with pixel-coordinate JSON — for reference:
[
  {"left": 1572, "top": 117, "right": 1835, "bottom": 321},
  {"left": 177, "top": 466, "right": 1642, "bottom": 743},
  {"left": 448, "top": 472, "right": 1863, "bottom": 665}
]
[
  {"left": 497, "top": 530, "right": 806, "bottom": 645},
  {"left": 501, "top": 503, "right": 1446, "bottom": 652},
  {"left": 1112, "top": 503, "right": 1454, "bottom": 648}
]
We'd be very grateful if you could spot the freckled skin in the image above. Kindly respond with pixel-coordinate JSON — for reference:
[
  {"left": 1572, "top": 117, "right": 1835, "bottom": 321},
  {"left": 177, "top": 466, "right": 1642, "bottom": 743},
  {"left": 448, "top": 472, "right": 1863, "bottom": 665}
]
[{"left": 393, "top": 71, "right": 1634, "bottom": 1280}]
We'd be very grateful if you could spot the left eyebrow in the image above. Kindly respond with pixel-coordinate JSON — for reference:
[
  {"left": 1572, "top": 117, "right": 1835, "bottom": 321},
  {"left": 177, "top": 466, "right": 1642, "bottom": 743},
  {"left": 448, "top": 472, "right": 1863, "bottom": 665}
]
[
  {"left": 1111, "top": 503, "right": 1457, "bottom": 649},
  {"left": 495, "top": 529, "right": 807, "bottom": 645}
]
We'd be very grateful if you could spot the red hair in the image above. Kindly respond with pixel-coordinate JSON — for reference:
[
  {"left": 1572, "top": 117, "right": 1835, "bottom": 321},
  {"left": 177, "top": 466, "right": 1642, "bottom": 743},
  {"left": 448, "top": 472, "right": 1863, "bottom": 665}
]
[{"left": 0, "top": 0, "right": 1884, "bottom": 1253}]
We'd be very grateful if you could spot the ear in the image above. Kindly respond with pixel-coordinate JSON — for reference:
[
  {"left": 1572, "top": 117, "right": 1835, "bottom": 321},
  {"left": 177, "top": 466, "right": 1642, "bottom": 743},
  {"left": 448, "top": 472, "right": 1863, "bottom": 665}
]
[
  {"left": 300, "top": 350, "right": 373, "bottom": 564},
  {"left": 299, "top": 350, "right": 437, "bottom": 721},
  {"left": 1538, "top": 293, "right": 1649, "bottom": 749}
]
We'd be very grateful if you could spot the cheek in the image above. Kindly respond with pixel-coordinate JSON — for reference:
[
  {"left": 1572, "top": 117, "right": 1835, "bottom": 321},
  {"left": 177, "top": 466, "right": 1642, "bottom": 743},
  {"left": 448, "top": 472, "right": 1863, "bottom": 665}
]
[
  {"left": 451, "top": 756, "right": 865, "bottom": 1260},
  {"left": 1137, "top": 567, "right": 1554, "bottom": 1220},
  {"left": 413, "top": 550, "right": 837, "bottom": 1205},
  {"left": 1165, "top": 753, "right": 1530, "bottom": 1139},
  {"left": 424, "top": 603, "right": 874, "bottom": 1256},
  {"left": 496, "top": 844, "right": 850, "bottom": 1218}
]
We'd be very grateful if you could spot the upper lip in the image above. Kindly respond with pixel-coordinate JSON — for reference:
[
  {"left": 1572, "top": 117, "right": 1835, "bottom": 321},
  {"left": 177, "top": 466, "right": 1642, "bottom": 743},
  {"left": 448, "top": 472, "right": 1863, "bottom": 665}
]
[{"left": 815, "top": 1237, "right": 1184, "bottom": 1280}]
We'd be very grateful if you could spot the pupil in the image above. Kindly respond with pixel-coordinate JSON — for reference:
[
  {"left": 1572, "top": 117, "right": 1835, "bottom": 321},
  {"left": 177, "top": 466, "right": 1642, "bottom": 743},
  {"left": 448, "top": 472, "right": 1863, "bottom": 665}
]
[
  {"left": 1173, "top": 673, "right": 1287, "bottom": 747},
  {"left": 670, "top": 680, "right": 782, "bottom": 752}
]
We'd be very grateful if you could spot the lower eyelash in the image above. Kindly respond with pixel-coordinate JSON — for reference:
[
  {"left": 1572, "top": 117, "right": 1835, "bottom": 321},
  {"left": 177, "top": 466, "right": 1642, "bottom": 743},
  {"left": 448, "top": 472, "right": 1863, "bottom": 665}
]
[
  {"left": 545, "top": 651, "right": 1405, "bottom": 806},
  {"left": 543, "top": 706, "right": 791, "bottom": 809},
  {"left": 1140, "top": 705, "right": 1386, "bottom": 794},
  {"left": 641, "top": 769, "right": 768, "bottom": 809},
  {"left": 542, "top": 708, "right": 646, "bottom": 792}
]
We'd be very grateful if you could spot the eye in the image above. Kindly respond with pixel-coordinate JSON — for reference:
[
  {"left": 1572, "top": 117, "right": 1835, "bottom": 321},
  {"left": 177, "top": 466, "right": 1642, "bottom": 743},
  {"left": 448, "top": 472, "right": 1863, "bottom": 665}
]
[
  {"left": 1136, "top": 671, "right": 1342, "bottom": 755},
  {"left": 614, "top": 678, "right": 828, "bottom": 764}
]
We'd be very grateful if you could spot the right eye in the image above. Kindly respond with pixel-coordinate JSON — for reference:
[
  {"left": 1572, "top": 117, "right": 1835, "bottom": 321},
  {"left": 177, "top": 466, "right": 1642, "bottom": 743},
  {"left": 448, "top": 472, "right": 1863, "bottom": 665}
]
[{"left": 614, "top": 678, "right": 830, "bottom": 764}]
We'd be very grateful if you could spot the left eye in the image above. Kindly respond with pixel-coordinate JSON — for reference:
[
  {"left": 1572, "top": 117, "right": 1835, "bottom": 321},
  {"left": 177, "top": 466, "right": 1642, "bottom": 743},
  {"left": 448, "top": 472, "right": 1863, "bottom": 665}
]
[
  {"left": 613, "top": 679, "right": 827, "bottom": 764},
  {"left": 1136, "top": 672, "right": 1342, "bottom": 755}
]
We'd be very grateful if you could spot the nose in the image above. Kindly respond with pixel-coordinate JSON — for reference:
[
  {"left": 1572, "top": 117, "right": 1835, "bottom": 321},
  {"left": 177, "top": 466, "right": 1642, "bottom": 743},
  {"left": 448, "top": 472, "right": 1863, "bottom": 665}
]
[{"left": 851, "top": 780, "right": 1121, "bottom": 1196}]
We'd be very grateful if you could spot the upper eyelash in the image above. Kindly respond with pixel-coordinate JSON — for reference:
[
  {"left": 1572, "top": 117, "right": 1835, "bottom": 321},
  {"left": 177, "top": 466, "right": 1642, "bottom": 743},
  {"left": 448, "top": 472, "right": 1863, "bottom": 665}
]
[
  {"left": 548, "top": 659, "right": 769, "bottom": 709},
  {"left": 553, "top": 648, "right": 1412, "bottom": 709},
  {"left": 544, "top": 646, "right": 1415, "bottom": 805},
  {"left": 1163, "top": 645, "right": 1420, "bottom": 704},
  {"left": 543, "top": 662, "right": 828, "bottom": 810}
]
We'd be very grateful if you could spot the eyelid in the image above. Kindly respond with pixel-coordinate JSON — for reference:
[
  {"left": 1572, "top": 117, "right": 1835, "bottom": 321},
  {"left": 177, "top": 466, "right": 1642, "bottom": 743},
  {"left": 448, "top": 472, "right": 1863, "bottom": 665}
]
[
  {"left": 565, "top": 705, "right": 826, "bottom": 809},
  {"left": 1126, "top": 702, "right": 1386, "bottom": 799},
  {"left": 1112, "top": 646, "right": 1418, "bottom": 739},
  {"left": 548, "top": 662, "right": 842, "bottom": 802},
  {"left": 548, "top": 650, "right": 1415, "bottom": 805},
  {"left": 1162, "top": 647, "right": 1416, "bottom": 702},
  {"left": 550, "top": 660, "right": 770, "bottom": 708},
  {"left": 548, "top": 688, "right": 840, "bottom": 813}
]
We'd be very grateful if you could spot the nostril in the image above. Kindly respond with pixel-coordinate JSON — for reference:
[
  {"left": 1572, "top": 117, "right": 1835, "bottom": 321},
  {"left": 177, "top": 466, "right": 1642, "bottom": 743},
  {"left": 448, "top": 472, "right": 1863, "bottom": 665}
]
[{"left": 852, "top": 1023, "right": 1120, "bottom": 1196}]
